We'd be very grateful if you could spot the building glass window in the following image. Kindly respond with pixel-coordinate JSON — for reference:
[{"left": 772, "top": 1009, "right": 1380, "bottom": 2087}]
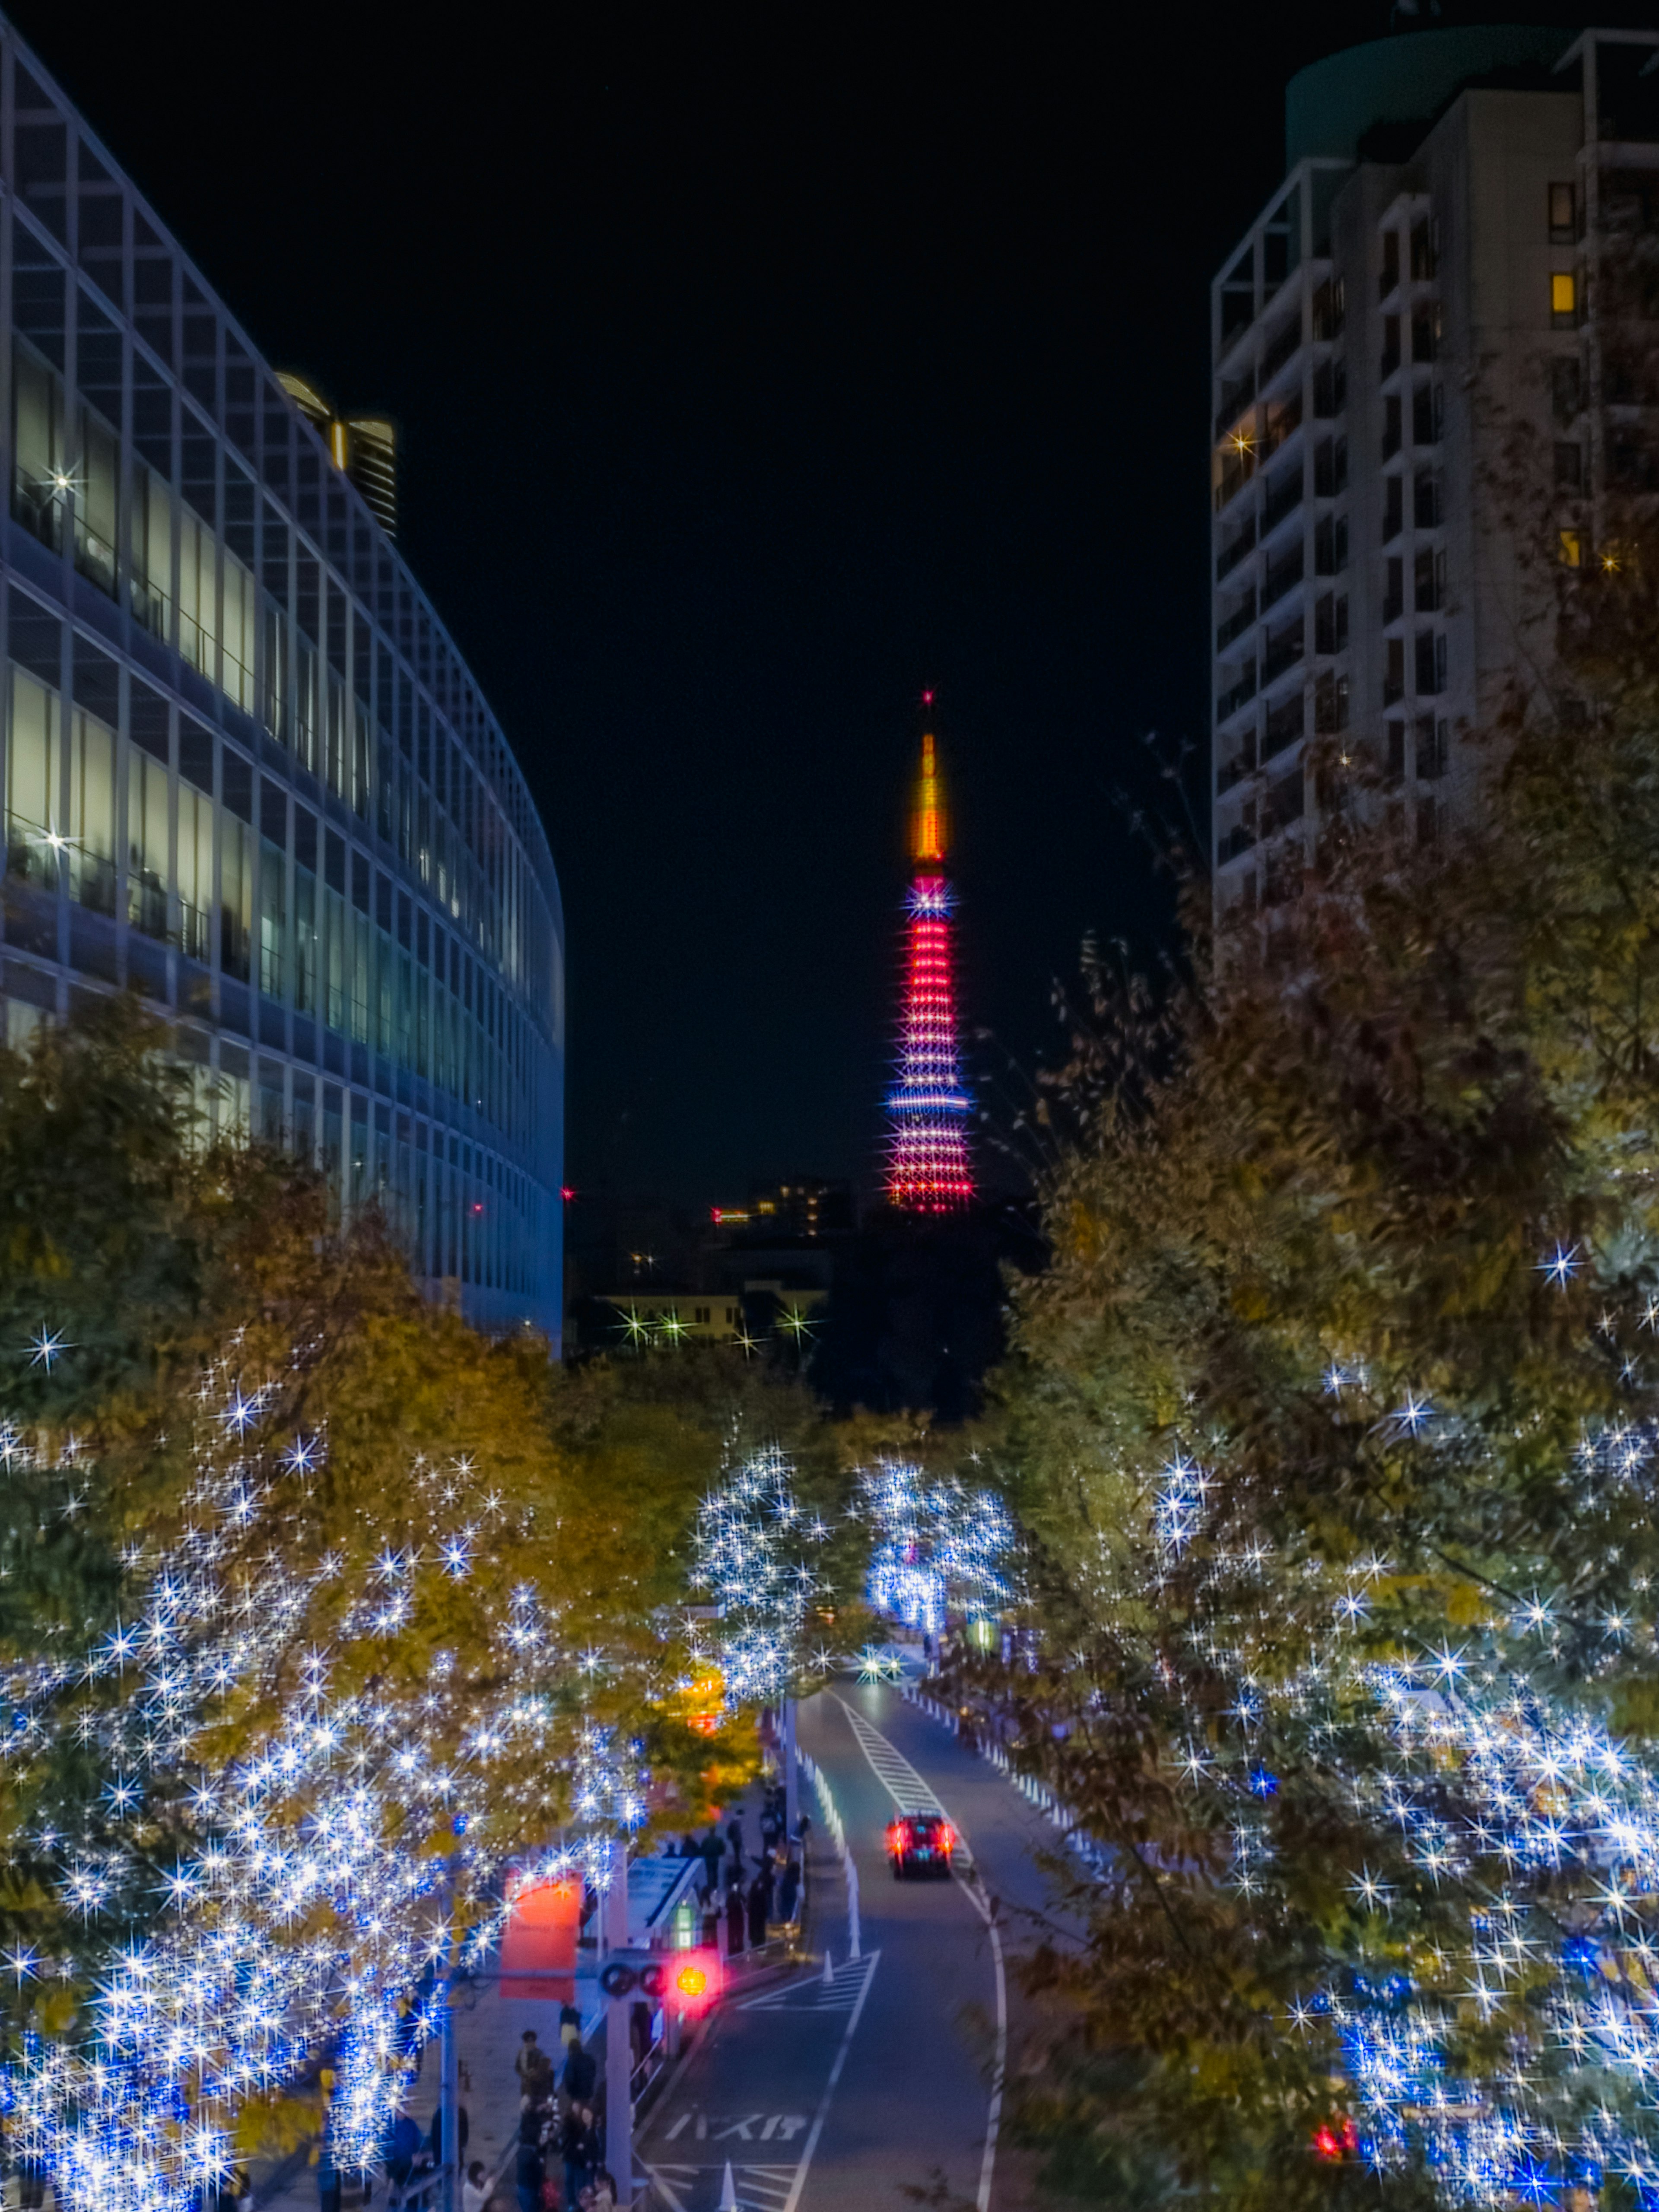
[
  {"left": 294, "top": 862, "right": 318, "bottom": 1012},
  {"left": 294, "top": 642, "right": 318, "bottom": 774},
  {"left": 178, "top": 509, "right": 216, "bottom": 678},
  {"left": 67, "top": 712, "right": 115, "bottom": 912},
  {"left": 326, "top": 885, "right": 347, "bottom": 1032},
  {"left": 222, "top": 554, "right": 256, "bottom": 714},
  {"left": 6, "top": 669, "right": 57, "bottom": 881},
  {"left": 127, "top": 748, "right": 168, "bottom": 937},
  {"left": 133, "top": 465, "right": 172, "bottom": 638},
  {"left": 259, "top": 838, "right": 286, "bottom": 998},
  {"left": 221, "top": 814, "right": 253, "bottom": 980},
  {"left": 74, "top": 408, "right": 118, "bottom": 596},
  {"left": 12, "top": 343, "right": 66, "bottom": 552},
  {"left": 177, "top": 782, "right": 213, "bottom": 963},
  {"left": 1551, "top": 271, "right": 1578, "bottom": 328},
  {"left": 1548, "top": 182, "right": 1576, "bottom": 244}
]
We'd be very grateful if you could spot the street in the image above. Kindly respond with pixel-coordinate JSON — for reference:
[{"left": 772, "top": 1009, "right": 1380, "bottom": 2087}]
[{"left": 637, "top": 1678, "right": 1063, "bottom": 2212}]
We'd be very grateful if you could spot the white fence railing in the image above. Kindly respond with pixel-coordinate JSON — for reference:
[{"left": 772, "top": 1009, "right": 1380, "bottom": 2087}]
[
  {"left": 899, "top": 1682, "right": 1109, "bottom": 1875},
  {"left": 798, "top": 1747, "right": 861, "bottom": 1958}
]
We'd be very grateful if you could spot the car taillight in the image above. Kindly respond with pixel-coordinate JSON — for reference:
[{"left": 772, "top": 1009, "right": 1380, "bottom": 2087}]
[{"left": 938, "top": 1825, "right": 955, "bottom": 1852}]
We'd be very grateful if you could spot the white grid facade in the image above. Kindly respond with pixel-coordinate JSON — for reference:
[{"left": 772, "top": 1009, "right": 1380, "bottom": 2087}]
[{"left": 0, "top": 17, "right": 565, "bottom": 1338}]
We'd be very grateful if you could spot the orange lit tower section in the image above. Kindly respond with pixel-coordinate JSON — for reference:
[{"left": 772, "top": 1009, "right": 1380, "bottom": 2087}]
[{"left": 885, "top": 715, "right": 975, "bottom": 1211}]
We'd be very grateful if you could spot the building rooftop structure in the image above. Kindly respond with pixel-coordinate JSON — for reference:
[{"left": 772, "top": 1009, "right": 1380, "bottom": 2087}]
[
  {"left": 1209, "top": 25, "right": 1659, "bottom": 915},
  {"left": 0, "top": 16, "right": 564, "bottom": 1336}
]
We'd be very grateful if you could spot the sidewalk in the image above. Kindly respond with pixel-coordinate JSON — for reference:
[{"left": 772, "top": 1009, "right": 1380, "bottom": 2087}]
[{"left": 250, "top": 1770, "right": 811, "bottom": 2210}]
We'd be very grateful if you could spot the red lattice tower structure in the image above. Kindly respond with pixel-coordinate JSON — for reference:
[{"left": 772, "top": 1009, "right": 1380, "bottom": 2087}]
[{"left": 885, "top": 715, "right": 974, "bottom": 1211}]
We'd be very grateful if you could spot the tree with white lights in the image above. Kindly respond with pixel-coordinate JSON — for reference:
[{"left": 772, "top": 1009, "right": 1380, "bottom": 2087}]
[{"left": 985, "top": 533, "right": 1659, "bottom": 2210}]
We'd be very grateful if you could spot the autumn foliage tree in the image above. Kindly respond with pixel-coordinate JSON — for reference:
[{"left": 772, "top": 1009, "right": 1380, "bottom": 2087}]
[{"left": 968, "top": 466, "right": 1659, "bottom": 2206}]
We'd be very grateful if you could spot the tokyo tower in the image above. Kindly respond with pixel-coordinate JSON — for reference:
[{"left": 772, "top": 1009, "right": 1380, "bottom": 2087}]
[{"left": 885, "top": 710, "right": 975, "bottom": 1211}]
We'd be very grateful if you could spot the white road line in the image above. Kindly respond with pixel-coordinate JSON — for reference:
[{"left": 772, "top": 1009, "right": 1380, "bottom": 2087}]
[
  {"left": 828, "top": 1692, "right": 1006, "bottom": 2211},
  {"left": 778, "top": 1946, "right": 881, "bottom": 2212},
  {"left": 832, "top": 1696, "right": 976, "bottom": 1865}
]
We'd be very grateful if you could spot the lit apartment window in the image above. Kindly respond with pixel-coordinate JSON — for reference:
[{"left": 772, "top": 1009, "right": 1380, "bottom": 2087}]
[
  {"left": 1551, "top": 272, "right": 1578, "bottom": 329},
  {"left": 1559, "top": 529, "right": 1584, "bottom": 567},
  {"left": 1548, "top": 182, "right": 1576, "bottom": 244}
]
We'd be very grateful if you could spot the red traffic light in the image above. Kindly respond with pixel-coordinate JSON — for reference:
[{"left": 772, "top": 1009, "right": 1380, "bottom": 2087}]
[{"left": 670, "top": 1947, "right": 721, "bottom": 2015}]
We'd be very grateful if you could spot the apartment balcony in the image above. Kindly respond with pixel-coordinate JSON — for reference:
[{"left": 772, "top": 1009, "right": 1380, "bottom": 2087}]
[
  {"left": 1262, "top": 688, "right": 1305, "bottom": 761},
  {"left": 1214, "top": 448, "right": 1257, "bottom": 511},
  {"left": 1214, "top": 366, "right": 1256, "bottom": 439},
  {"left": 1217, "top": 515, "right": 1257, "bottom": 581},
  {"left": 1261, "top": 543, "right": 1305, "bottom": 613},
  {"left": 1261, "top": 469, "right": 1304, "bottom": 538},
  {"left": 1216, "top": 662, "right": 1259, "bottom": 724},
  {"left": 1217, "top": 735, "right": 1258, "bottom": 794},
  {"left": 1259, "top": 313, "right": 1303, "bottom": 389},
  {"left": 1262, "top": 624, "right": 1305, "bottom": 687},
  {"left": 1217, "top": 822, "right": 1258, "bottom": 864},
  {"left": 1216, "top": 591, "right": 1257, "bottom": 651},
  {"left": 1262, "top": 392, "right": 1303, "bottom": 460}
]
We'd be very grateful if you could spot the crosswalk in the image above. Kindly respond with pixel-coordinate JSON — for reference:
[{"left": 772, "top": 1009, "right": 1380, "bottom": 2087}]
[
  {"left": 739, "top": 1948, "right": 879, "bottom": 2016},
  {"left": 645, "top": 2160, "right": 798, "bottom": 2211},
  {"left": 832, "top": 1694, "right": 976, "bottom": 1868}
]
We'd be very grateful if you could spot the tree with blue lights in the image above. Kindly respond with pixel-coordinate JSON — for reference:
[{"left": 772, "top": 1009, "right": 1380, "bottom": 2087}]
[{"left": 990, "top": 603, "right": 1659, "bottom": 2211}]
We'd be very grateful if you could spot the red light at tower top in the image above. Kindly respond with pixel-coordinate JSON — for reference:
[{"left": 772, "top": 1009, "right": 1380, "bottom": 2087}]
[{"left": 886, "top": 719, "right": 974, "bottom": 1212}]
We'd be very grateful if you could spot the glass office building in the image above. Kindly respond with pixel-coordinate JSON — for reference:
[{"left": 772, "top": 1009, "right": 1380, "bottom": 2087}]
[{"left": 0, "top": 27, "right": 565, "bottom": 1338}]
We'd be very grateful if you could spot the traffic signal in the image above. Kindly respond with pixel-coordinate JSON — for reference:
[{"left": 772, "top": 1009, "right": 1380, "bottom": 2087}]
[
  {"left": 595, "top": 1946, "right": 723, "bottom": 2016},
  {"left": 669, "top": 1948, "right": 721, "bottom": 2018}
]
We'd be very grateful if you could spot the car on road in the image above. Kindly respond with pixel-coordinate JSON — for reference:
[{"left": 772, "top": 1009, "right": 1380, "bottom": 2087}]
[{"left": 886, "top": 1811, "right": 956, "bottom": 1879}]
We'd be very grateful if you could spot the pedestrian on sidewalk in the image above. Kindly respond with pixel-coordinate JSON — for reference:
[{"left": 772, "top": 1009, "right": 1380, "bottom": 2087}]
[
  {"left": 514, "top": 2129, "right": 545, "bottom": 2212},
  {"left": 559, "top": 2102, "right": 599, "bottom": 2206},
  {"left": 461, "top": 2162, "right": 490, "bottom": 2212},
  {"left": 561, "top": 2035, "right": 597, "bottom": 2104},
  {"left": 779, "top": 1855, "right": 801, "bottom": 1925},
  {"left": 746, "top": 1872, "right": 768, "bottom": 1946},
  {"left": 559, "top": 1999, "right": 582, "bottom": 2052},
  {"left": 515, "top": 2029, "right": 555, "bottom": 2103},
  {"left": 429, "top": 2100, "right": 469, "bottom": 2166},
  {"left": 700, "top": 1827, "right": 724, "bottom": 1893},
  {"left": 587, "top": 2171, "right": 618, "bottom": 2210},
  {"left": 315, "top": 2145, "right": 342, "bottom": 2212},
  {"left": 725, "top": 1814, "right": 743, "bottom": 1869},
  {"left": 725, "top": 1878, "right": 745, "bottom": 1955}
]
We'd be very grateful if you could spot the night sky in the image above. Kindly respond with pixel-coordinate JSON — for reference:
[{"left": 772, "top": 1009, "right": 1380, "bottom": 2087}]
[{"left": 15, "top": 1, "right": 1650, "bottom": 1208}]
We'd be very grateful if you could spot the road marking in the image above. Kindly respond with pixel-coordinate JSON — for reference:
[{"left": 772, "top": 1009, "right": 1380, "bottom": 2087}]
[
  {"left": 831, "top": 1693, "right": 976, "bottom": 1867},
  {"left": 830, "top": 1693, "right": 1007, "bottom": 2210},
  {"left": 739, "top": 1952, "right": 877, "bottom": 2015},
  {"left": 779, "top": 1945, "right": 881, "bottom": 2212},
  {"left": 645, "top": 2158, "right": 809, "bottom": 2209}
]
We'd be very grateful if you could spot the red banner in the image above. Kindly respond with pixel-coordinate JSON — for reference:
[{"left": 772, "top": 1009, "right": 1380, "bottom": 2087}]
[{"left": 499, "top": 1878, "right": 581, "bottom": 2002}]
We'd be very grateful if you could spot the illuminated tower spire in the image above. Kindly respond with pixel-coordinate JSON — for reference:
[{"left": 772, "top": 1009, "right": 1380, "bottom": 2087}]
[{"left": 885, "top": 706, "right": 975, "bottom": 1212}]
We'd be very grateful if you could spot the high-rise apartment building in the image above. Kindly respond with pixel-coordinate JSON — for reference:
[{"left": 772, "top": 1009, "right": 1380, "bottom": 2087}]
[
  {"left": 0, "top": 21, "right": 564, "bottom": 1336},
  {"left": 1210, "top": 25, "right": 1659, "bottom": 913}
]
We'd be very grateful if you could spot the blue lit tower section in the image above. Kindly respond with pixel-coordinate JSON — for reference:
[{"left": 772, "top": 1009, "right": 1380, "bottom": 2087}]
[{"left": 885, "top": 722, "right": 974, "bottom": 1211}]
